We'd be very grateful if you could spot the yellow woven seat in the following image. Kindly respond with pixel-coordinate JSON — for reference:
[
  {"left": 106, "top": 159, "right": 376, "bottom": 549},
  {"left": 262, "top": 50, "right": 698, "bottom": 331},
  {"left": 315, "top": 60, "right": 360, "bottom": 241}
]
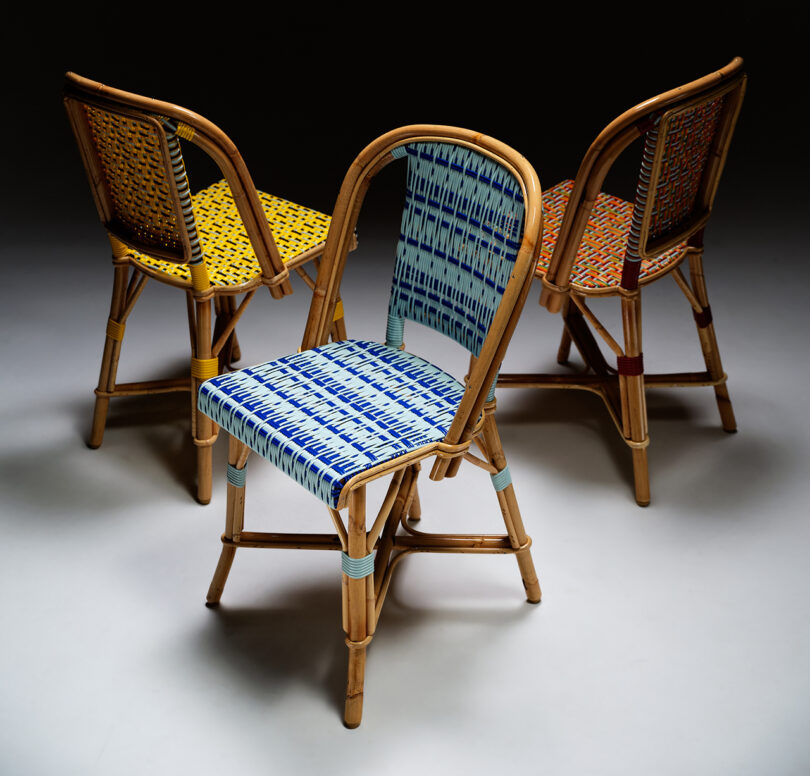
[{"left": 131, "top": 180, "right": 331, "bottom": 288}]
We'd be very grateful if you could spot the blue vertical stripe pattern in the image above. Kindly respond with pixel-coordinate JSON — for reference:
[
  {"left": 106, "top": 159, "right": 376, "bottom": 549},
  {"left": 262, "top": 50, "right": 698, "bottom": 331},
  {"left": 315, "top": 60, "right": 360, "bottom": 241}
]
[{"left": 387, "top": 143, "right": 525, "bottom": 356}]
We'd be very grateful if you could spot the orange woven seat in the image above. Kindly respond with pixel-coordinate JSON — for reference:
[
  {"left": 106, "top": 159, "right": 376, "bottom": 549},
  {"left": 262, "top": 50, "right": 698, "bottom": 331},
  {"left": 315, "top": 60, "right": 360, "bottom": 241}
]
[{"left": 536, "top": 180, "right": 685, "bottom": 291}]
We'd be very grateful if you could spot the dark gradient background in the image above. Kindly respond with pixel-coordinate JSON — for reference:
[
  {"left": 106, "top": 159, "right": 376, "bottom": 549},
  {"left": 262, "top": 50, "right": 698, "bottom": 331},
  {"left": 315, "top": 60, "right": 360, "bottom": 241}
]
[{"left": 2, "top": 7, "right": 810, "bottom": 775}]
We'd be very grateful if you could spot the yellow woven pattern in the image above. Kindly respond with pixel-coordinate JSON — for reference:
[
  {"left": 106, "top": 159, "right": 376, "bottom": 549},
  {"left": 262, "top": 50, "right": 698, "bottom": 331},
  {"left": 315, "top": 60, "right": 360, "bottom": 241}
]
[
  {"left": 84, "top": 106, "right": 183, "bottom": 253},
  {"left": 129, "top": 180, "right": 331, "bottom": 287}
]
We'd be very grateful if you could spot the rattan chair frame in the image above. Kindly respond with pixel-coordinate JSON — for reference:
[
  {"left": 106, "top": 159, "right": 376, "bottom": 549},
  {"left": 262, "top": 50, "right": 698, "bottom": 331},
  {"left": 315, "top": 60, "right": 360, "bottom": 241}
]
[
  {"left": 498, "top": 58, "right": 746, "bottom": 506},
  {"left": 64, "top": 73, "right": 346, "bottom": 503},
  {"left": 204, "top": 125, "right": 544, "bottom": 728}
]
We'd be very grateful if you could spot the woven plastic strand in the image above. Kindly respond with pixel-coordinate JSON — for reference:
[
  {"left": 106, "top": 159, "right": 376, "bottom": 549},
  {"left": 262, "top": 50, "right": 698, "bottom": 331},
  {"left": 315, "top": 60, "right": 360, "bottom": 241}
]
[
  {"left": 342, "top": 551, "right": 375, "bottom": 579},
  {"left": 385, "top": 313, "right": 404, "bottom": 348},
  {"left": 388, "top": 143, "right": 525, "bottom": 356},
  {"left": 490, "top": 465, "right": 512, "bottom": 492},
  {"left": 226, "top": 463, "right": 247, "bottom": 487}
]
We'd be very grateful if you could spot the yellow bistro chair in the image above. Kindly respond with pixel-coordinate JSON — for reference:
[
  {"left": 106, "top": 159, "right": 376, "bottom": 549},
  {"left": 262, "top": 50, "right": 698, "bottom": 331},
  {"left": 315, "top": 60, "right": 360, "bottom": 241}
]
[
  {"left": 64, "top": 72, "right": 347, "bottom": 503},
  {"left": 499, "top": 58, "right": 747, "bottom": 505}
]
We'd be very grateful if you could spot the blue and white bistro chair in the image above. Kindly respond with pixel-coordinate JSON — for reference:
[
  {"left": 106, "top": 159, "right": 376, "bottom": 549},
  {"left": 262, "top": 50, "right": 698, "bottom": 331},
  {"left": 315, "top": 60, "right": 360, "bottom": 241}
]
[{"left": 199, "top": 125, "right": 544, "bottom": 728}]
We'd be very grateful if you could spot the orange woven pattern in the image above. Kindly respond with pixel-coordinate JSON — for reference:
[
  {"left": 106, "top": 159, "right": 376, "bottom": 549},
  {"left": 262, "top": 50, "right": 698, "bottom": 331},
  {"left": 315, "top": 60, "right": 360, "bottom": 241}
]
[
  {"left": 646, "top": 97, "right": 725, "bottom": 239},
  {"left": 83, "top": 105, "right": 184, "bottom": 254},
  {"left": 536, "top": 181, "right": 685, "bottom": 290},
  {"left": 130, "top": 180, "right": 331, "bottom": 287}
]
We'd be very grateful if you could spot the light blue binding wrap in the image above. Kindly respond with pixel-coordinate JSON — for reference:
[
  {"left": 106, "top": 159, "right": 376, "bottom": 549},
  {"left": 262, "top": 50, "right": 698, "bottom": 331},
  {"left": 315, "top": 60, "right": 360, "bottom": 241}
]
[
  {"left": 490, "top": 465, "right": 512, "bottom": 492},
  {"left": 226, "top": 463, "right": 247, "bottom": 488},
  {"left": 341, "top": 551, "right": 375, "bottom": 579}
]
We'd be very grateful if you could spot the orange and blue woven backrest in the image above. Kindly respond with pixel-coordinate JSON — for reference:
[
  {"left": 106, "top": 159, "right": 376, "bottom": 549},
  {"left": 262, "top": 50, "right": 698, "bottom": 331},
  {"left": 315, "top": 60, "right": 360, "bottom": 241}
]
[
  {"left": 384, "top": 143, "right": 525, "bottom": 357},
  {"left": 622, "top": 93, "right": 727, "bottom": 288},
  {"left": 77, "top": 102, "right": 202, "bottom": 266}
]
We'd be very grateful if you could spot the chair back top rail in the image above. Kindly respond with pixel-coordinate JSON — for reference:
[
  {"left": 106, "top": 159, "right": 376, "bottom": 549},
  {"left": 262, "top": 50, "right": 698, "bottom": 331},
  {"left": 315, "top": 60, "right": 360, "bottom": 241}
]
[
  {"left": 540, "top": 57, "right": 746, "bottom": 308},
  {"left": 63, "top": 72, "right": 292, "bottom": 297}
]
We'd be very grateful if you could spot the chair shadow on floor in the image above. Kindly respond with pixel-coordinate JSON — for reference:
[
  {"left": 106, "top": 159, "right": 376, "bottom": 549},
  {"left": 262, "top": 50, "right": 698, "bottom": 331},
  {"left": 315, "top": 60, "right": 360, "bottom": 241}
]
[
  {"left": 490, "top": 379, "right": 779, "bottom": 511},
  {"left": 195, "top": 570, "right": 537, "bottom": 719}
]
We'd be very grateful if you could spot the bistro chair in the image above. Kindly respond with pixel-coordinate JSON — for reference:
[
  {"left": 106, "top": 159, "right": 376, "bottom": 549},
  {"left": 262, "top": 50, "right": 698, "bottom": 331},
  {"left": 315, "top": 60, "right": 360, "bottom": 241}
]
[
  {"left": 498, "top": 58, "right": 746, "bottom": 506},
  {"left": 64, "top": 72, "right": 347, "bottom": 504},
  {"left": 200, "top": 125, "right": 544, "bottom": 727}
]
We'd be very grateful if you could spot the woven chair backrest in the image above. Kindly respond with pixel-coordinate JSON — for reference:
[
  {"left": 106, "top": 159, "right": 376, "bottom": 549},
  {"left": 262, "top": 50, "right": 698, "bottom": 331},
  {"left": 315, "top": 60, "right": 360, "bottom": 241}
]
[
  {"left": 66, "top": 95, "right": 200, "bottom": 264},
  {"left": 383, "top": 142, "right": 526, "bottom": 358}
]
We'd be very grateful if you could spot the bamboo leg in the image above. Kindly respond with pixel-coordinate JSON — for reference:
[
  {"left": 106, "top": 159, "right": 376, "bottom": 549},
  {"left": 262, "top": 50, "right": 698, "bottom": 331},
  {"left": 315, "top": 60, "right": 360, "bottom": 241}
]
[
  {"left": 688, "top": 249, "right": 737, "bottom": 432},
  {"left": 343, "top": 485, "right": 371, "bottom": 729},
  {"left": 88, "top": 264, "right": 130, "bottom": 448},
  {"left": 557, "top": 297, "right": 573, "bottom": 365},
  {"left": 214, "top": 294, "right": 241, "bottom": 369},
  {"left": 206, "top": 436, "right": 248, "bottom": 605},
  {"left": 479, "top": 415, "right": 541, "bottom": 603},
  {"left": 619, "top": 293, "right": 650, "bottom": 507},
  {"left": 193, "top": 297, "right": 215, "bottom": 505}
]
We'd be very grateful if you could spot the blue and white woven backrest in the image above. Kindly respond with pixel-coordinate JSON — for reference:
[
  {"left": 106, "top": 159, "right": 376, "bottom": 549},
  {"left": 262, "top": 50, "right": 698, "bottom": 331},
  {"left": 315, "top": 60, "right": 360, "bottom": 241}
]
[{"left": 384, "top": 142, "right": 525, "bottom": 358}]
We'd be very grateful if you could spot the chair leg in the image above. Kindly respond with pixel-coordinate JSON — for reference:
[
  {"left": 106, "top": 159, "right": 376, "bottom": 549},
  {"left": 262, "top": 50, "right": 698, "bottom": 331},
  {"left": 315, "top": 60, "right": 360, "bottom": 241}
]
[
  {"left": 214, "top": 295, "right": 241, "bottom": 369},
  {"left": 479, "top": 414, "right": 541, "bottom": 603},
  {"left": 207, "top": 436, "right": 248, "bottom": 605},
  {"left": 619, "top": 294, "right": 650, "bottom": 507},
  {"left": 88, "top": 264, "right": 130, "bottom": 448},
  {"left": 688, "top": 250, "right": 737, "bottom": 432},
  {"left": 192, "top": 297, "right": 216, "bottom": 505},
  {"left": 343, "top": 484, "right": 373, "bottom": 729},
  {"left": 556, "top": 297, "right": 573, "bottom": 365}
]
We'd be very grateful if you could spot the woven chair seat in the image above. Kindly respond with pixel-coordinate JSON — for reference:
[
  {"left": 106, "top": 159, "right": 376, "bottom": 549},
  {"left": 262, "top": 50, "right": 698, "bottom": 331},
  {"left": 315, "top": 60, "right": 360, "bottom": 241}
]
[
  {"left": 536, "top": 180, "right": 686, "bottom": 291},
  {"left": 199, "top": 339, "right": 465, "bottom": 507},
  {"left": 130, "top": 179, "right": 331, "bottom": 287}
]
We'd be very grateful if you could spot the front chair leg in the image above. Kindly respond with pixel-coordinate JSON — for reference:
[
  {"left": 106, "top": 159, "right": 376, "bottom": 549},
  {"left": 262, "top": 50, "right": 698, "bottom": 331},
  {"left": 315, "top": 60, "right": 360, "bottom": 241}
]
[
  {"left": 191, "top": 297, "right": 218, "bottom": 504},
  {"left": 342, "top": 484, "right": 374, "bottom": 728},
  {"left": 619, "top": 294, "right": 650, "bottom": 507}
]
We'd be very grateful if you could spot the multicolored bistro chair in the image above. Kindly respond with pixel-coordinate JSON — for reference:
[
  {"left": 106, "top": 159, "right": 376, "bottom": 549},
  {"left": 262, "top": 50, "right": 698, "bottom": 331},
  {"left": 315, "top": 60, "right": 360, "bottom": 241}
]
[
  {"left": 64, "top": 72, "right": 345, "bottom": 504},
  {"left": 200, "top": 125, "right": 544, "bottom": 727},
  {"left": 498, "top": 58, "right": 746, "bottom": 506}
]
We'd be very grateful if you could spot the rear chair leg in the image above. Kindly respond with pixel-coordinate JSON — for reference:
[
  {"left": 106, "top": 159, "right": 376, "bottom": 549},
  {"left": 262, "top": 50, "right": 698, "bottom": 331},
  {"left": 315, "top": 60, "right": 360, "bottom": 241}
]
[
  {"left": 479, "top": 414, "right": 541, "bottom": 603},
  {"left": 206, "top": 436, "right": 248, "bottom": 605},
  {"left": 89, "top": 263, "right": 130, "bottom": 448},
  {"left": 688, "top": 244, "right": 737, "bottom": 432},
  {"left": 191, "top": 297, "right": 217, "bottom": 504}
]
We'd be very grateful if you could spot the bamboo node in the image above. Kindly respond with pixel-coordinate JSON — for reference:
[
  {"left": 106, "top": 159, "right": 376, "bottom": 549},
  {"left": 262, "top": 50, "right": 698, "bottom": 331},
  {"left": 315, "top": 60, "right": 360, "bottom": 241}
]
[
  {"left": 623, "top": 436, "right": 650, "bottom": 450},
  {"left": 345, "top": 635, "right": 373, "bottom": 649},
  {"left": 193, "top": 431, "right": 218, "bottom": 447}
]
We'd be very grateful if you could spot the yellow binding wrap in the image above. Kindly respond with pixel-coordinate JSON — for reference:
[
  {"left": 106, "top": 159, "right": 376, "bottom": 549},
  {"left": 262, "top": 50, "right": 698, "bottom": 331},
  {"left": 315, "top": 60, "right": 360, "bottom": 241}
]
[{"left": 191, "top": 357, "right": 219, "bottom": 381}]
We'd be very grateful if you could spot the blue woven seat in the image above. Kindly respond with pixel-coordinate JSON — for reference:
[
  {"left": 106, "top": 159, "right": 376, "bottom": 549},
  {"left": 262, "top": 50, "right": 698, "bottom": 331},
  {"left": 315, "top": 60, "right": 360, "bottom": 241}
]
[{"left": 199, "top": 339, "right": 465, "bottom": 507}]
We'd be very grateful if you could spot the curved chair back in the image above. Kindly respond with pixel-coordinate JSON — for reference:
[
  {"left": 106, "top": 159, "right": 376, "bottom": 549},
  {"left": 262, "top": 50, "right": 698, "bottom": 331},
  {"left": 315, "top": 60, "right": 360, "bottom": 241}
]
[
  {"left": 302, "top": 125, "right": 543, "bottom": 461},
  {"left": 63, "top": 72, "right": 292, "bottom": 297},
  {"left": 540, "top": 57, "right": 746, "bottom": 309}
]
